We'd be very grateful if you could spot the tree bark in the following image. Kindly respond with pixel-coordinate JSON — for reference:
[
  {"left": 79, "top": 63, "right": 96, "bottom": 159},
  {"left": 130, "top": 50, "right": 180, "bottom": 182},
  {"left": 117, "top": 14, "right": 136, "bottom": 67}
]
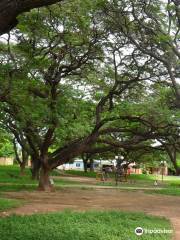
[
  {"left": 90, "top": 158, "right": 94, "bottom": 172},
  {"left": 0, "top": 0, "right": 62, "bottom": 35},
  {"left": 83, "top": 159, "right": 88, "bottom": 172},
  {"left": 175, "top": 167, "right": 180, "bottom": 176},
  {"left": 19, "top": 149, "right": 28, "bottom": 176},
  {"left": 13, "top": 138, "right": 28, "bottom": 175},
  {"left": 38, "top": 166, "right": 53, "bottom": 191},
  {"left": 31, "top": 155, "right": 41, "bottom": 180},
  {"left": 82, "top": 154, "right": 88, "bottom": 172},
  {"left": 13, "top": 138, "right": 21, "bottom": 164},
  {"left": 171, "top": 159, "right": 180, "bottom": 176},
  {"left": 166, "top": 147, "right": 180, "bottom": 176},
  {"left": 31, "top": 162, "right": 41, "bottom": 180},
  {"left": 20, "top": 162, "right": 26, "bottom": 176}
]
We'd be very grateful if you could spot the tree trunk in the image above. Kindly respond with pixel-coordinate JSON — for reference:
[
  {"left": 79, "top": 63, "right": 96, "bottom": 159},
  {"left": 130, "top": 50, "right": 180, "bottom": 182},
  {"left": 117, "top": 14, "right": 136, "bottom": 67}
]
[
  {"left": 31, "top": 155, "right": 41, "bottom": 180},
  {"left": 172, "top": 160, "right": 180, "bottom": 176},
  {"left": 19, "top": 149, "right": 28, "bottom": 176},
  {"left": 168, "top": 149, "right": 180, "bottom": 176},
  {"left": 82, "top": 157, "right": 88, "bottom": 172},
  {"left": 31, "top": 161, "right": 41, "bottom": 180},
  {"left": 20, "top": 162, "right": 26, "bottom": 176},
  {"left": 13, "top": 139, "right": 28, "bottom": 176},
  {"left": 175, "top": 167, "right": 180, "bottom": 176},
  {"left": 38, "top": 166, "right": 53, "bottom": 191},
  {"left": 13, "top": 138, "right": 21, "bottom": 164},
  {"left": 90, "top": 158, "right": 94, "bottom": 172}
]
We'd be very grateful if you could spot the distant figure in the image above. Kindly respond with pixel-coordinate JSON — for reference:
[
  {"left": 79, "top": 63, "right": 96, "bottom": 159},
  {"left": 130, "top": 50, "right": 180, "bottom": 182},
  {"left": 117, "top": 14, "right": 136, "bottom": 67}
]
[
  {"left": 96, "top": 167, "right": 105, "bottom": 182},
  {"left": 103, "top": 166, "right": 112, "bottom": 180},
  {"left": 154, "top": 180, "right": 158, "bottom": 186}
]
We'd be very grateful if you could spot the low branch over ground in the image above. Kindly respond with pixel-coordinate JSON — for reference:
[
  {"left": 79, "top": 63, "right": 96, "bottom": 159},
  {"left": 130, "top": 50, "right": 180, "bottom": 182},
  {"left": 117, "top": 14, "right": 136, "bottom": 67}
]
[{"left": 0, "top": 0, "right": 62, "bottom": 34}]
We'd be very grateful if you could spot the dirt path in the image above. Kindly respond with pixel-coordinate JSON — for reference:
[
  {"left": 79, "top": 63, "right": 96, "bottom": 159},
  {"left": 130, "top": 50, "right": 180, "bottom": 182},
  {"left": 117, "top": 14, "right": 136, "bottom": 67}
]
[{"left": 1, "top": 188, "right": 180, "bottom": 240}]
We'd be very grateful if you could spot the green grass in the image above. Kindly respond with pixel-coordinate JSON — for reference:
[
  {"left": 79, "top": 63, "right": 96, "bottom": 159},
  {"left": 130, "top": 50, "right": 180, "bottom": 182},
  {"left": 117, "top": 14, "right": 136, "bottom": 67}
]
[
  {"left": 65, "top": 170, "right": 180, "bottom": 186},
  {"left": 53, "top": 177, "right": 83, "bottom": 186},
  {"left": 0, "top": 197, "right": 22, "bottom": 211},
  {"left": 65, "top": 169, "right": 180, "bottom": 182},
  {"left": 0, "top": 166, "right": 179, "bottom": 197},
  {"left": 177, "top": 155, "right": 180, "bottom": 167},
  {"left": 146, "top": 187, "right": 180, "bottom": 197},
  {"left": 65, "top": 170, "right": 96, "bottom": 178},
  {"left": 0, "top": 166, "right": 83, "bottom": 192},
  {"left": 65, "top": 170, "right": 164, "bottom": 182},
  {"left": 129, "top": 174, "right": 155, "bottom": 181},
  {"left": 158, "top": 176, "right": 180, "bottom": 184},
  {"left": 0, "top": 165, "right": 38, "bottom": 192},
  {"left": 170, "top": 181, "right": 180, "bottom": 187},
  {"left": 0, "top": 165, "right": 36, "bottom": 184},
  {"left": 0, "top": 165, "right": 64, "bottom": 184},
  {"left": 0, "top": 184, "right": 37, "bottom": 192},
  {"left": 0, "top": 211, "right": 172, "bottom": 240},
  {"left": 0, "top": 179, "right": 83, "bottom": 192},
  {"left": 65, "top": 170, "right": 157, "bottom": 180}
]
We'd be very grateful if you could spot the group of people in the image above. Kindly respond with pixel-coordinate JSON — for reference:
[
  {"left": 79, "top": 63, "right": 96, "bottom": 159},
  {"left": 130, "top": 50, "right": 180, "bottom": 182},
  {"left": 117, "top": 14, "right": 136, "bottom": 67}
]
[{"left": 97, "top": 164, "right": 130, "bottom": 183}]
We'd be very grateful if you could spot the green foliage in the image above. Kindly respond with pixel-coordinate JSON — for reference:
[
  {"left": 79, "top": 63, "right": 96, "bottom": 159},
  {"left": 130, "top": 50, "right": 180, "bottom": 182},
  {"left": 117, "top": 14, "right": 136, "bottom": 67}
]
[
  {"left": 0, "top": 211, "right": 172, "bottom": 240},
  {"left": 0, "top": 0, "right": 179, "bottom": 173},
  {"left": 0, "top": 140, "right": 14, "bottom": 157},
  {"left": 0, "top": 130, "right": 14, "bottom": 157},
  {"left": 176, "top": 154, "right": 180, "bottom": 167},
  {"left": 0, "top": 0, "right": 106, "bottom": 153}
]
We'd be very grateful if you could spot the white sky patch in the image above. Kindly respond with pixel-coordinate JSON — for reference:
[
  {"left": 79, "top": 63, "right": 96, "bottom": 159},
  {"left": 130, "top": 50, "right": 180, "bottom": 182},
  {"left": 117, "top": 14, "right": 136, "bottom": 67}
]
[{"left": 151, "top": 140, "right": 162, "bottom": 147}]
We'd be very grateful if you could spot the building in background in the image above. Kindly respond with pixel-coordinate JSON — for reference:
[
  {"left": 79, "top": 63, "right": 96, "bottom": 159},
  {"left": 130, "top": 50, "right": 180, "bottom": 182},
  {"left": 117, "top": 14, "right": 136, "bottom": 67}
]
[
  {"left": 0, "top": 157, "right": 13, "bottom": 165},
  {"left": 57, "top": 159, "right": 115, "bottom": 171}
]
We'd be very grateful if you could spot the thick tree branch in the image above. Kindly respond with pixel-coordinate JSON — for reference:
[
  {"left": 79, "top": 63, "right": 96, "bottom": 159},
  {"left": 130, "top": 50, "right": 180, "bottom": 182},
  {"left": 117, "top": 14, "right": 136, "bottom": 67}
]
[{"left": 0, "top": 0, "right": 62, "bottom": 34}]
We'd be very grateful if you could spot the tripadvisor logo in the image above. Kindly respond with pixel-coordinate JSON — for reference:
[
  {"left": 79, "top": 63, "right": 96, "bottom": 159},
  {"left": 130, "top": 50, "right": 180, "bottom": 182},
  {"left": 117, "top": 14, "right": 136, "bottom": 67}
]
[
  {"left": 135, "top": 227, "right": 144, "bottom": 236},
  {"left": 135, "top": 227, "right": 173, "bottom": 236}
]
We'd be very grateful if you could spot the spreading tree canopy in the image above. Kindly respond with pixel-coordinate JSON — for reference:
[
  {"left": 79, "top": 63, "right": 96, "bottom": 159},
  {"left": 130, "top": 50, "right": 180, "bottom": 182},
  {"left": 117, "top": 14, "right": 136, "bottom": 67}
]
[{"left": 0, "top": 0, "right": 179, "bottom": 190}]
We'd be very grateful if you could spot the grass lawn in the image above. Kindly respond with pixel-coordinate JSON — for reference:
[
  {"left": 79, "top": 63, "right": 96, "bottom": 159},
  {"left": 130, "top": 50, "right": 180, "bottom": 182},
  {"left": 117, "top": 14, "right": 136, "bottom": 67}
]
[
  {"left": 65, "top": 170, "right": 164, "bottom": 181},
  {"left": 66, "top": 170, "right": 180, "bottom": 183},
  {"left": 0, "top": 184, "right": 37, "bottom": 192},
  {"left": 0, "top": 198, "right": 22, "bottom": 211},
  {"left": 146, "top": 187, "right": 180, "bottom": 197},
  {"left": 0, "top": 166, "right": 82, "bottom": 192},
  {"left": 66, "top": 169, "right": 97, "bottom": 178},
  {"left": 62, "top": 173, "right": 180, "bottom": 196},
  {"left": 0, "top": 166, "right": 180, "bottom": 197},
  {"left": 0, "top": 211, "right": 172, "bottom": 240},
  {"left": 0, "top": 165, "right": 37, "bottom": 192},
  {"left": 0, "top": 165, "right": 36, "bottom": 184},
  {"left": 69, "top": 170, "right": 157, "bottom": 182}
]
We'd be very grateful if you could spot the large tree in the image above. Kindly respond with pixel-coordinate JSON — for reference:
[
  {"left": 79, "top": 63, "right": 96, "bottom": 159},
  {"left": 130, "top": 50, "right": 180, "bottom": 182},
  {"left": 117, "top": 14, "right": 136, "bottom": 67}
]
[
  {"left": 0, "top": 1, "right": 107, "bottom": 190},
  {"left": 0, "top": 0, "right": 179, "bottom": 191}
]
